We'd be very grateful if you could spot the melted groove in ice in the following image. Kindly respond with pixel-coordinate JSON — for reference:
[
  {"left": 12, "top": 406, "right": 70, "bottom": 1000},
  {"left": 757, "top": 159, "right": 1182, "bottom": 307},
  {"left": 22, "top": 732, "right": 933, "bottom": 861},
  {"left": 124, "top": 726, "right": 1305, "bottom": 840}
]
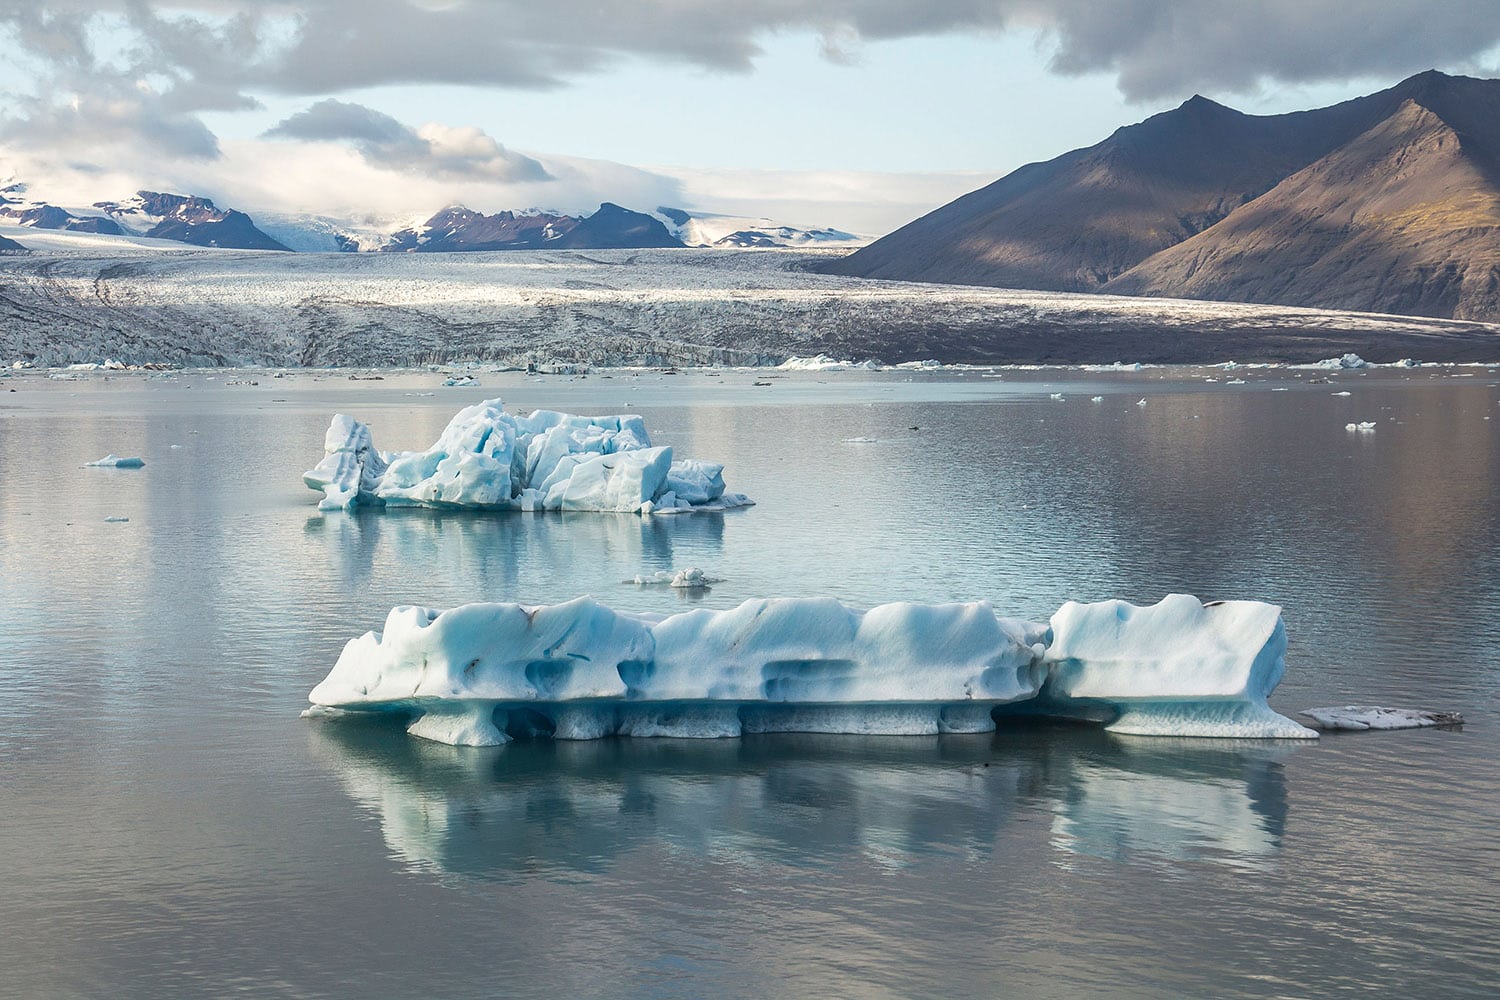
[
  {"left": 306, "top": 593, "right": 1317, "bottom": 745},
  {"left": 303, "top": 398, "right": 752, "bottom": 514}
]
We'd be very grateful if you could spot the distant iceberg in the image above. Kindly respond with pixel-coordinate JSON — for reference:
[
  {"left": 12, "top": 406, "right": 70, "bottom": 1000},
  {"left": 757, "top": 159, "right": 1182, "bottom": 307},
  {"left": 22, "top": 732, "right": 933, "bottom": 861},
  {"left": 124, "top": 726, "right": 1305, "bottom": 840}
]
[
  {"left": 306, "top": 593, "right": 1316, "bottom": 745},
  {"left": 303, "top": 398, "right": 752, "bottom": 514},
  {"left": 84, "top": 454, "right": 145, "bottom": 468},
  {"left": 776, "top": 354, "right": 879, "bottom": 372}
]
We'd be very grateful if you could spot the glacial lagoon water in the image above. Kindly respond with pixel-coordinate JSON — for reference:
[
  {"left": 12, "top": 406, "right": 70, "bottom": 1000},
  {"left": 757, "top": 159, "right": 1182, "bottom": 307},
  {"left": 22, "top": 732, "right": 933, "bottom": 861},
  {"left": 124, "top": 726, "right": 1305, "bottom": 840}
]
[{"left": 2, "top": 366, "right": 1498, "bottom": 998}]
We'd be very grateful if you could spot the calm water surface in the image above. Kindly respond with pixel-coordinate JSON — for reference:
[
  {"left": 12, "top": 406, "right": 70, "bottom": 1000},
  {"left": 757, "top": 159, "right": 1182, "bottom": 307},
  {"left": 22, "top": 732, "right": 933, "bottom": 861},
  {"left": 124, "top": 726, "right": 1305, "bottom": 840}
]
[{"left": 1, "top": 366, "right": 1497, "bottom": 998}]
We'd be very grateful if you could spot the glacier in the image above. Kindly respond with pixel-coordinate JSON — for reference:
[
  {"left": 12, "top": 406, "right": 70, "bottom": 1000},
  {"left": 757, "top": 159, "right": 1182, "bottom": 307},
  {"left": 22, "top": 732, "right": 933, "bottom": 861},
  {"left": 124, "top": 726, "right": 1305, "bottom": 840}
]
[
  {"left": 303, "top": 397, "right": 752, "bottom": 514},
  {"left": 306, "top": 593, "right": 1316, "bottom": 745}
]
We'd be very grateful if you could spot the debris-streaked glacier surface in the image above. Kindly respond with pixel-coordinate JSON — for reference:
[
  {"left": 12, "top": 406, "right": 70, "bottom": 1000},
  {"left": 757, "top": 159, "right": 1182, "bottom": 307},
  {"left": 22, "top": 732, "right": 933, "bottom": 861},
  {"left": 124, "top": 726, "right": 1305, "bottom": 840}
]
[
  {"left": 3, "top": 241, "right": 1498, "bottom": 368},
  {"left": 304, "top": 397, "right": 752, "bottom": 513},
  {"left": 306, "top": 593, "right": 1315, "bottom": 745}
]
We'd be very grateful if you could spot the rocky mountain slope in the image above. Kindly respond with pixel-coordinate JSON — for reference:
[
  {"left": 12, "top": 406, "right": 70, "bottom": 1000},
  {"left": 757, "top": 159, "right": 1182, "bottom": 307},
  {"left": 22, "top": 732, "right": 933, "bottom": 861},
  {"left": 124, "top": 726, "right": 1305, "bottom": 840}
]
[{"left": 824, "top": 71, "right": 1500, "bottom": 322}]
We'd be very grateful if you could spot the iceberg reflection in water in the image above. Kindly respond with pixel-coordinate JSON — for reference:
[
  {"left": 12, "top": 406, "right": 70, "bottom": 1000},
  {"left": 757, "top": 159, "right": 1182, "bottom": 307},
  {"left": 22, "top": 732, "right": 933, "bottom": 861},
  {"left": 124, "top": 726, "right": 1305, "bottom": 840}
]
[{"left": 311, "top": 721, "right": 1291, "bottom": 880}]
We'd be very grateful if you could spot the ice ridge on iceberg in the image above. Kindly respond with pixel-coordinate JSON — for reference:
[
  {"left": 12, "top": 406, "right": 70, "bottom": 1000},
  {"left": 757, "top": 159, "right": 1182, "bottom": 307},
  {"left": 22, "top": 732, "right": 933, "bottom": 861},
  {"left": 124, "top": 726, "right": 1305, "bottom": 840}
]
[
  {"left": 303, "top": 398, "right": 752, "bottom": 514},
  {"left": 306, "top": 593, "right": 1316, "bottom": 745}
]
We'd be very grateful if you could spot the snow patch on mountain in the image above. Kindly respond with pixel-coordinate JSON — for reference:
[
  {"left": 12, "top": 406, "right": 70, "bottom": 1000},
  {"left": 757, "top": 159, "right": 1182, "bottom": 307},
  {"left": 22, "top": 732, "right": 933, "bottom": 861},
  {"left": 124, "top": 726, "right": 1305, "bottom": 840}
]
[{"left": 657, "top": 207, "right": 868, "bottom": 248}]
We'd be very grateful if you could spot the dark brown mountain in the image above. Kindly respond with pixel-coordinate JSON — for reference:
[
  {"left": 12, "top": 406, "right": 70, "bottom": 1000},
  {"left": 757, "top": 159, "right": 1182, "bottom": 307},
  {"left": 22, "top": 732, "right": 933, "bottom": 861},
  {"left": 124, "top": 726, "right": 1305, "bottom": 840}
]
[
  {"left": 0, "top": 203, "right": 124, "bottom": 235},
  {"left": 95, "top": 191, "right": 291, "bottom": 251},
  {"left": 0, "top": 234, "right": 26, "bottom": 252},
  {"left": 824, "top": 71, "right": 1500, "bottom": 322},
  {"left": 381, "top": 202, "right": 683, "bottom": 252},
  {"left": 1104, "top": 89, "right": 1500, "bottom": 320}
]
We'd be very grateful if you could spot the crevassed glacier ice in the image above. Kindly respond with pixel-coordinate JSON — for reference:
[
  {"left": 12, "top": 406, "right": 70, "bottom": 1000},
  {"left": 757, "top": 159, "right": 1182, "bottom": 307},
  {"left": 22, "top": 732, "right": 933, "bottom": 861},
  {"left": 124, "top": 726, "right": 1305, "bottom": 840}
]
[
  {"left": 306, "top": 593, "right": 1316, "bottom": 745},
  {"left": 303, "top": 398, "right": 752, "bottom": 514}
]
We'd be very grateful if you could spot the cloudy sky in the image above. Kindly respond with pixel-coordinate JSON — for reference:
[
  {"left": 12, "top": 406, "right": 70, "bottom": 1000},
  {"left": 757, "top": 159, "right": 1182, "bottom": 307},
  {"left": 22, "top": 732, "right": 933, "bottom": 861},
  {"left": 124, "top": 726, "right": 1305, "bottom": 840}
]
[{"left": 1, "top": 1, "right": 1498, "bottom": 235}]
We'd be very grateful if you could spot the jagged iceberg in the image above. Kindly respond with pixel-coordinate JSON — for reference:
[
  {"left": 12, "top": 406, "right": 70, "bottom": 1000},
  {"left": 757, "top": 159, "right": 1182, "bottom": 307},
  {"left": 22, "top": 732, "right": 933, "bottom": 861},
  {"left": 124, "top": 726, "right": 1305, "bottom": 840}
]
[
  {"left": 306, "top": 593, "right": 1316, "bottom": 745},
  {"left": 303, "top": 398, "right": 752, "bottom": 514}
]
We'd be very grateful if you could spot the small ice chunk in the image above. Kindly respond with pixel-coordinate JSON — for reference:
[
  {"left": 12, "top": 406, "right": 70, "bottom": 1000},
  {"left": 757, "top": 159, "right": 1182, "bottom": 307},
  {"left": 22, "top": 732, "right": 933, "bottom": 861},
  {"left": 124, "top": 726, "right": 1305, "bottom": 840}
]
[
  {"left": 1136, "top": 399, "right": 1147, "bottom": 407},
  {"left": 1332, "top": 391, "right": 1352, "bottom": 397},
  {"left": 85, "top": 454, "right": 145, "bottom": 468},
  {"left": 631, "top": 567, "right": 720, "bottom": 589},
  {"left": 1345, "top": 422, "right": 1377, "bottom": 433},
  {"left": 103, "top": 515, "right": 130, "bottom": 523},
  {"left": 1090, "top": 396, "right": 1104, "bottom": 403},
  {"left": 1050, "top": 393, "right": 1065, "bottom": 401},
  {"left": 1297, "top": 706, "right": 1463, "bottom": 731}
]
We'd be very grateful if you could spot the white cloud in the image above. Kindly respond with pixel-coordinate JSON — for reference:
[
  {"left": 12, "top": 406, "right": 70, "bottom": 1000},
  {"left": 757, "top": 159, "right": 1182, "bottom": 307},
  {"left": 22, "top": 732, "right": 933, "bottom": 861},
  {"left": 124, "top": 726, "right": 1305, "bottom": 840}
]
[
  {"left": 264, "top": 99, "right": 550, "bottom": 181},
  {"left": 658, "top": 166, "right": 994, "bottom": 235}
]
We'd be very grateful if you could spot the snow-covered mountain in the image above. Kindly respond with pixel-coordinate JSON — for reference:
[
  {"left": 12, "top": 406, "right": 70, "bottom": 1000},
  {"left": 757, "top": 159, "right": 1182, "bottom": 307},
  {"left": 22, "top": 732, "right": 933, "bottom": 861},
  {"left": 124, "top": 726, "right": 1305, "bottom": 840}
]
[
  {"left": 656, "top": 207, "right": 868, "bottom": 248},
  {"left": 0, "top": 184, "right": 290, "bottom": 251},
  {"left": 0, "top": 177, "right": 865, "bottom": 255},
  {"left": 378, "top": 202, "right": 683, "bottom": 252}
]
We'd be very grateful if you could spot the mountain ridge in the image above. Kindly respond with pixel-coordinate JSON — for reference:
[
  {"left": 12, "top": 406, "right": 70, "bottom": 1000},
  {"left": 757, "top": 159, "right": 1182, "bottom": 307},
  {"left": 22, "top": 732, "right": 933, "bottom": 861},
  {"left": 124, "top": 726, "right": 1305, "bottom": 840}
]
[{"left": 822, "top": 70, "right": 1500, "bottom": 323}]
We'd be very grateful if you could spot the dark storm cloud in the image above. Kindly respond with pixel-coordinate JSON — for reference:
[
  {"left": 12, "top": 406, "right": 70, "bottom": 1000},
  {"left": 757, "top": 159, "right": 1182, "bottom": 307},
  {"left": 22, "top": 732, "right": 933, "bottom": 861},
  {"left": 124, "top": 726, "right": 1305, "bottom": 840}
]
[
  {"left": 265, "top": 100, "right": 431, "bottom": 156},
  {"left": 264, "top": 99, "right": 551, "bottom": 182},
  {"left": 1, "top": 1, "right": 1497, "bottom": 156},
  {"left": 1031, "top": 0, "right": 1500, "bottom": 99},
  {"left": 8, "top": 1, "right": 1498, "bottom": 102}
]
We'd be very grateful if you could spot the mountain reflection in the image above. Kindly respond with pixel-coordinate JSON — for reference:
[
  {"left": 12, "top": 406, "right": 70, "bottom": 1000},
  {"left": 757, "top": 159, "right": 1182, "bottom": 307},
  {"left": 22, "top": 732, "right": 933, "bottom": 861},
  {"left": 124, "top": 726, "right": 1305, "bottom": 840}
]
[{"left": 310, "top": 721, "right": 1292, "bottom": 879}]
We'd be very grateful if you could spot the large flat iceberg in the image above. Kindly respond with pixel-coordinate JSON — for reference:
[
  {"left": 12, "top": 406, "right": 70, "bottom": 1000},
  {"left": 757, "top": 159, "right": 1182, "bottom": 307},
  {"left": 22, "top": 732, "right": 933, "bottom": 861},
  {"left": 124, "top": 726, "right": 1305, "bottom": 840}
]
[
  {"left": 306, "top": 593, "right": 1316, "bottom": 745},
  {"left": 303, "top": 398, "right": 752, "bottom": 514}
]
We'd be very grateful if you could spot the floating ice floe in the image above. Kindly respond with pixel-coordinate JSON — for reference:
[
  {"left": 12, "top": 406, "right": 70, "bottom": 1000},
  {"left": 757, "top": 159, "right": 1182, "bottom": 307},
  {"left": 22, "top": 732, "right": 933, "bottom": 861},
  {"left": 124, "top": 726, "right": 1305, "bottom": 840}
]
[
  {"left": 776, "top": 354, "right": 879, "bottom": 372},
  {"left": 1307, "top": 353, "right": 1369, "bottom": 369},
  {"left": 630, "top": 567, "right": 719, "bottom": 589},
  {"left": 1081, "top": 362, "right": 1147, "bottom": 372},
  {"left": 1345, "top": 421, "right": 1377, "bottom": 433},
  {"left": 84, "top": 454, "right": 145, "bottom": 468},
  {"left": 442, "top": 375, "right": 478, "bottom": 387},
  {"left": 304, "top": 398, "right": 752, "bottom": 514},
  {"left": 305, "top": 593, "right": 1316, "bottom": 746},
  {"left": 1297, "top": 706, "right": 1463, "bottom": 731}
]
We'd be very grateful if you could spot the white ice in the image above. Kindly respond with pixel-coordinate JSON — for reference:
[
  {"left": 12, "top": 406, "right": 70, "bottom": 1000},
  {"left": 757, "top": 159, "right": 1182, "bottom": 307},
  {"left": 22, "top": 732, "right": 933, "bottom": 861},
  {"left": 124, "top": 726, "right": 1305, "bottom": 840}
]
[
  {"left": 306, "top": 593, "right": 1314, "bottom": 746},
  {"left": 303, "top": 398, "right": 752, "bottom": 514},
  {"left": 1297, "top": 706, "right": 1463, "bottom": 731},
  {"left": 631, "top": 568, "right": 718, "bottom": 589},
  {"left": 1346, "top": 421, "right": 1377, "bottom": 433},
  {"left": 1042, "top": 594, "right": 1315, "bottom": 739},
  {"left": 776, "top": 354, "right": 879, "bottom": 372}
]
